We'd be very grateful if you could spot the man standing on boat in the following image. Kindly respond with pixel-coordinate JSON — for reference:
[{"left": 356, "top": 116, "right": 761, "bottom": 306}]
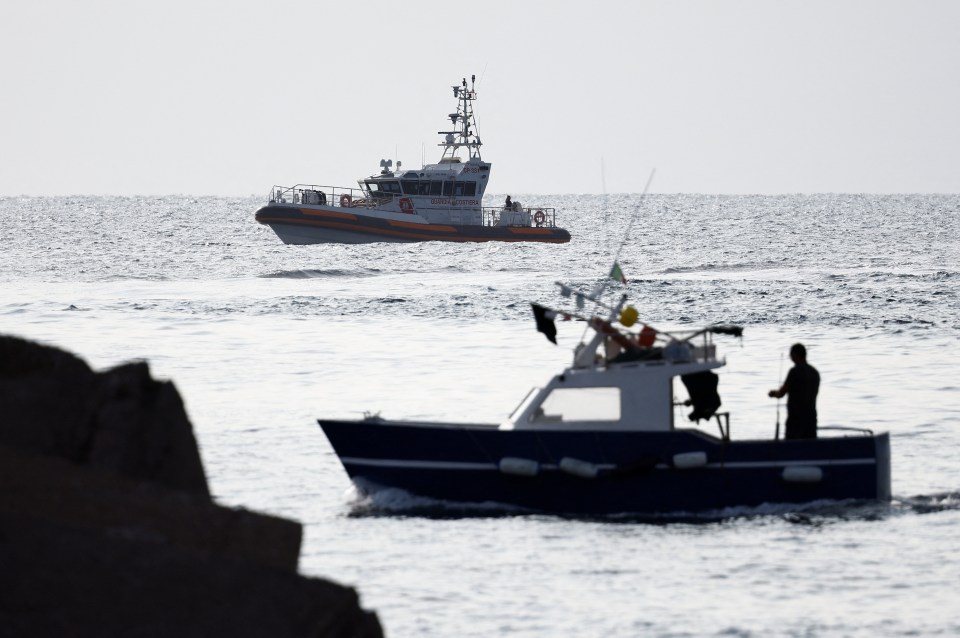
[{"left": 768, "top": 343, "right": 820, "bottom": 439}]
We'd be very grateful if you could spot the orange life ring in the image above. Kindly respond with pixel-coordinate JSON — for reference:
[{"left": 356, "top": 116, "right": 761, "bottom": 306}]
[
  {"left": 534, "top": 210, "right": 546, "bottom": 226},
  {"left": 399, "top": 197, "right": 414, "bottom": 214},
  {"left": 340, "top": 193, "right": 352, "bottom": 207}
]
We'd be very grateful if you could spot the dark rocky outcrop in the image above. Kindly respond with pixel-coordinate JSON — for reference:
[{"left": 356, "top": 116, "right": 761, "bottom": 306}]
[
  {"left": 0, "top": 336, "right": 208, "bottom": 495},
  {"left": 0, "top": 335, "right": 382, "bottom": 637}
]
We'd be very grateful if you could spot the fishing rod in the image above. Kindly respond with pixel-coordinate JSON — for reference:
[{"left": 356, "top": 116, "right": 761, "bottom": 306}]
[{"left": 775, "top": 352, "right": 784, "bottom": 441}]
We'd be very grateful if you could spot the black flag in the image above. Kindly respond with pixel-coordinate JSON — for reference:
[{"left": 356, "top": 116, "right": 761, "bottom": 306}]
[{"left": 531, "top": 303, "right": 557, "bottom": 344}]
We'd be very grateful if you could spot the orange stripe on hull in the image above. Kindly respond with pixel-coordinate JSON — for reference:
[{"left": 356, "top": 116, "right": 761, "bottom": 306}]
[
  {"left": 256, "top": 207, "right": 570, "bottom": 243},
  {"left": 507, "top": 227, "right": 562, "bottom": 236},
  {"left": 386, "top": 219, "right": 457, "bottom": 232},
  {"left": 298, "top": 207, "right": 358, "bottom": 221}
]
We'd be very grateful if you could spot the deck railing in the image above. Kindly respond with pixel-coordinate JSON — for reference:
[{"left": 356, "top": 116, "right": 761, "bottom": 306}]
[
  {"left": 269, "top": 184, "right": 413, "bottom": 210},
  {"left": 269, "top": 184, "right": 365, "bottom": 207},
  {"left": 482, "top": 207, "right": 559, "bottom": 228},
  {"left": 269, "top": 186, "right": 561, "bottom": 228}
]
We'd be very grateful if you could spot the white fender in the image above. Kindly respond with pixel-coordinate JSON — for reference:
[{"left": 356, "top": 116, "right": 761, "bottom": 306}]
[
  {"left": 499, "top": 457, "right": 539, "bottom": 477},
  {"left": 673, "top": 451, "right": 708, "bottom": 469},
  {"left": 559, "top": 457, "right": 599, "bottom": 479},
  {"left": 782, "top": 466, "right": 823, "bottom": 483}
]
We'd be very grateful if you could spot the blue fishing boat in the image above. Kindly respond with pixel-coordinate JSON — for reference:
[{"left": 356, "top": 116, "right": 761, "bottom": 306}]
[{"left": 319, "top": 271, "right": 891, "bottom": 516}]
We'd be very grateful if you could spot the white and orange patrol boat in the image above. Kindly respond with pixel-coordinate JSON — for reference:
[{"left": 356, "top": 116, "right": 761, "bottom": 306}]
[{"left": 255, "top": 76, "right": 570, "bottom": 244}]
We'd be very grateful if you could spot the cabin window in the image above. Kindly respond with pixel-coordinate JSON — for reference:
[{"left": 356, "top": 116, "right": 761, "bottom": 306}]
[
  {"left": 442, "top": 180, "right": 455, "bottom": 196},
  {"left": 454, "top": 182, "right": 466, "bottom": 196},
  {"left": 464, "top": 182, "right": 477, "bottom": 196},
  {"left": 381, "top": 181, "right": 401, "bottom": 194},
  {"left": 532, "top": 387, "right": 621, "bottom": 423},
  {"left": 429, "top": 181, "right": 443, "bottom": 196},
  {"left": 401, "top": 180, "right": 419, "bottom": 195},
  {"left": 418, "top": 181, "right": 432, "bottom": 195},
  {"left": 366, "top": 181, "right": 381, "bottom": 193}
]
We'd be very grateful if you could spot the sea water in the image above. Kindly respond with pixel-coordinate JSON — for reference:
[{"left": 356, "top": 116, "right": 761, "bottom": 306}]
[{"left": 2, "top": 193, "right": 959, "bottom": 636}]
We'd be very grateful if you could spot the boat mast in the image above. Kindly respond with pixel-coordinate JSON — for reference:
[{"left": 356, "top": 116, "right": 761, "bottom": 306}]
[{"left": 439, "top": 75, "right": 482, "bottom": 162}]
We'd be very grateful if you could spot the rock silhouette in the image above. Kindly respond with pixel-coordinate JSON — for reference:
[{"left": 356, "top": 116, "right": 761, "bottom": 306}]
[{"left": 0, "top": 335, "right": 382, "bottom": 637}]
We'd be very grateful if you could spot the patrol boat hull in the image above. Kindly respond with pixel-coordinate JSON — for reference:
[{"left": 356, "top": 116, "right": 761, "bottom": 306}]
[{"left": 255, "top": 205, "right": 572, "bottom": 244}]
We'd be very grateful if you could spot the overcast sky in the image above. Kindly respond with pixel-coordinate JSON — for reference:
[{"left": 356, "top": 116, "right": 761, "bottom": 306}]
[{"left": 2, "top": 0, "right": 958, "bottom": 196}]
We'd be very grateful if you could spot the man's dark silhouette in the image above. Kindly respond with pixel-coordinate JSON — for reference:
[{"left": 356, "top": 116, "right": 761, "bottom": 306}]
[{"left": 769, "top": 343, "right": 820, "bottom": 439}]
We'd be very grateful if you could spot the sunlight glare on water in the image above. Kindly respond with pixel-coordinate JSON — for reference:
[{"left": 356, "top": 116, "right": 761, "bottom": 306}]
[{"left": 1, "top": 193, "right": 959, "bottom": 636}]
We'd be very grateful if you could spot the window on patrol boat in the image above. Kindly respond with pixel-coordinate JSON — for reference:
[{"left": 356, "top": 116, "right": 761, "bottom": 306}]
[
  {"left": 418, "top": 181, "right": 432, "bottom": 196},
  {"left": 532, "top": 387, "right": 621, "bottom": 423},
  {"left": 401, "top": 180, "right": 419, "bottom": 195},
  {"left": 429, "top": 181, "right": 442, "bottom": 196},
  {"left": 381, "top": 181, "right": 401, "bottom": 193},
  {"left": 464, "top": 182, "right": 477, "bottom": 196},
  {"left": 454, "top": 182, "right": 466, "bottom": 196},
  {"left": 442, "top": 180, "right": 455, "bottom": 196}
]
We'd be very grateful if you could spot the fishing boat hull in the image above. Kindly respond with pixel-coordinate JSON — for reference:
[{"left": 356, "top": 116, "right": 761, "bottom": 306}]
[
  {"left": 319, "top": 419, "right": 891, "bottom": 515},
  {"left": 255, "top": 205, "right": 571, "bottom": 244}
]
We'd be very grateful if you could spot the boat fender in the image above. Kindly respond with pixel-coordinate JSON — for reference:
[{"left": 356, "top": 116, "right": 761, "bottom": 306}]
[
  {"left": 559, "top": 457, "right": 599, "bottom": 479},
  {"left": 340, "top": 193, "right": 352, "bottom": 207},
  {"left": 534, "top": 210, "right": 546, "bottom": 226},
  {"left": 499, "top": 457, "right": 539, "bottom": 477},
  {"left": 672, "top": 451, "right": 708, "bottom": 469},
  {"left": 782, "top": 466, "right": 823, "bottom": 483}
]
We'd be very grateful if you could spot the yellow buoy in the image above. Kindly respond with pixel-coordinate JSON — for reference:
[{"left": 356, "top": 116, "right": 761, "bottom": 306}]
[{"left": 619, "top": 305, "right": 638, "bottom": 327}]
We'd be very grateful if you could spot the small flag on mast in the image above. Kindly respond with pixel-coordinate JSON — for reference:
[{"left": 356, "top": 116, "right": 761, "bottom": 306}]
[
  {"left": 609, "top": 262, "right": 627, "bottom": 284},
  {"left": 530, "top": 303, "right": 558, "bottom": 344}
]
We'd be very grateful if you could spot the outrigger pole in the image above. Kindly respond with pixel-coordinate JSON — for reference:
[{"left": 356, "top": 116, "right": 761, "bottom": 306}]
[
  {"left": 573, "top": 169, "right": 657, "bottom": 346},
  {"left": 613, "top": 168, "right": 656, "bottom": 266},
  {"left": 587, "top": 169, "right": 657, "bottom": 313}
]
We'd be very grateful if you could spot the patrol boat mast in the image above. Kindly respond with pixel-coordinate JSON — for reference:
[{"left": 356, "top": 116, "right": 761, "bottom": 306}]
[{"left": 439, "top": 76, "right": 482, "bottom": 163}]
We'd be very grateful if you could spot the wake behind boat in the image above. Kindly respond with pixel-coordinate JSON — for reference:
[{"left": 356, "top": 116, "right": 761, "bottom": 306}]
[
  {"left": 255, "top": 76, "right": 571, "bottom": 244},
  {"left": 319, "top": 265, "right": 891, "bottom": 516}
]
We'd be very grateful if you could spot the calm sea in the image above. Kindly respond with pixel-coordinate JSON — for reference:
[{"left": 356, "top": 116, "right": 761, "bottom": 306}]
[{"left": 2, "top": 193, "right": 959, "bottom": 636}]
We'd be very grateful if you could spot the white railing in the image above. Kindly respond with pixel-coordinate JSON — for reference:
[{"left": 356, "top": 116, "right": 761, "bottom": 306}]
[
  {"left": 269, "top": 186, "right": 562, "bottom": 228},
  {"left": 269, "top": 184, "right": 411, "bottom": 210},
  {"left": 268, "top": 184, "right": 362, "bottom": 206},
  {"left": 482, "top": 207, "right": 559, "bottom": 228}
]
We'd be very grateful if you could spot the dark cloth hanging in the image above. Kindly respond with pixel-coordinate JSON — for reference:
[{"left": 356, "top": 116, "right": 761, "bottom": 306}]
[{"left": 680, "top": 371, "right": 722, "bottom": 422}]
